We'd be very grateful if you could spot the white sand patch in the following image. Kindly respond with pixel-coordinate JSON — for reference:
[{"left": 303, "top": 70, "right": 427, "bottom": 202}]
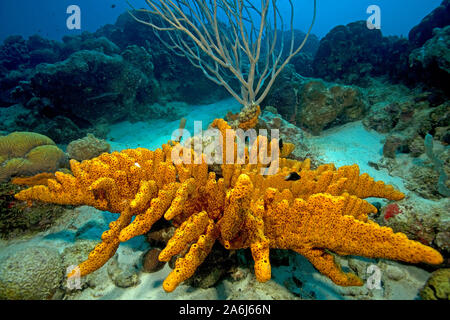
[
  {"left": 107, "top": 98, "right": 241, "bottom": 151},
  {"left": 308, "top": 121, "right": 406, "bottom": 194}
]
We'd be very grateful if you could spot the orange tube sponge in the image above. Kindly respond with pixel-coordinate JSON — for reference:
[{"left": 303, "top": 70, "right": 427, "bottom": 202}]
[
  {"left": 159, "top": 210, "right": 211, "bottom": 262},
  {"left": 11, "top": 172, "right": 56, "bottom": 186},
  {"left": 15, "top": 118, "right": 444, "bottom": 293},
  {"left": 163, "top": 221, "right": 218, "bottom": 292}
]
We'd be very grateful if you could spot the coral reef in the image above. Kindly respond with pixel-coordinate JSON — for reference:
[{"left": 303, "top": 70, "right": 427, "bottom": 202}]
[
  {"left": 67, "top": 134, "right": 111, "bottom": 162},
  {"left": 0, "top": 14, "right": 228, "bottom": 143},
  {"left": 0, "top": 246, "right": 63, "bottom": 299},
  {"left": 30, "top": 50, "right": 155, "bottom": 126},
  {"left": 274, "top": 29, "right": 320, "bottom": 77},
  {"left": 363, "top": 91, "right": 449, "bottom": 159},
  {"left": 0, "top": 131, "right": 68, "bottom": 182},
  {"left": 0, "top": 36, "right": 30, "bottom": 70},
  {"left": 410, "top": 26, "right": 450, "bottom": 75},
  {"left": 309, "top": 3, "right": 450, "bottom": 92},
  {"left": 420, "top": 268, "right": 450, "bottom": 300},
  {"left": 261, "top": 65, "right": 304, "bottom": 123},
  {"left": 312, "top": 21, "right": 410, "bottom": 85},
  {"left": 15, "top": 119, "right": 443, "bottom": 293},
  {"left": 97, "top": 11, "right": 230, "bottom": 104}
]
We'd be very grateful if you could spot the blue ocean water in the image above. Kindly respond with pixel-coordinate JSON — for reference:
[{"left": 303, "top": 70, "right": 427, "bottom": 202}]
[
  {"left": 0, "top": 0, "right": 443, "bottom": 41},
  {"left": 0, "top": 0, "right": 448, "bottom": 302}
]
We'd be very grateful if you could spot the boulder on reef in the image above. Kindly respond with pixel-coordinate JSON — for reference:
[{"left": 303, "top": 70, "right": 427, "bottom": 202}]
[
  {"left": 30, "top": 50, "right": 156, "bottom": 127},
  {"left": 409, "top": 0, "right": 450, "bottom": 49},
  {"left": 296, "top": 79, "right": 368, "bottom": 135},
  {"left": 409, "top": 26, "right": 450, "bottom": 94}
]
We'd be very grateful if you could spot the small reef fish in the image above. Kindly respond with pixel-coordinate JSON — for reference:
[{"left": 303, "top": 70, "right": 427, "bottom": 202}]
[{"left": 285, "top": 171, "right": 301, "bottom": 181}]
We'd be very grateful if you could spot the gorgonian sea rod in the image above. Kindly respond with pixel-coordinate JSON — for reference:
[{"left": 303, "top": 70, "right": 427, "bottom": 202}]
[{"left": 15, "top": 119, "right": 443, "bottom": 292}]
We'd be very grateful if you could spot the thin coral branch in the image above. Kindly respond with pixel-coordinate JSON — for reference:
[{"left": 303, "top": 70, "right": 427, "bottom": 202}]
[{"left": 129, "top": 0, "right": 316, "bottom": 108}]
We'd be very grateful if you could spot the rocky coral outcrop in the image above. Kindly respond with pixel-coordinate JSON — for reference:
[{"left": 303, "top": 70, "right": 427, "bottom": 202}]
[
  {"left": 0, "top": 11, "right": 232, "bottom": 143},
  {"left": 409, "top": 25, "right": 450, "bottom": 93},
  {"left": 297, "top": 79, "right": 368, "bottom": 135},
  {"left": 67, "top": 133, "right": 111, "bottom": 162},
  {"left": 30, "top": 50, "right": 156, "bottom": 127},
  {"left": 0, "top": 99, "right": 109, "bottom": 144},
  {"left": 410, "top": 26, "right": 450, "bottom": 73},
  {"left": 262, "top": 64, "right": 304, "bottom": 122},
  {"left": 363, "top": 90, "right": 449, "bottom": 159},
  {"left": 274, "top": 29, "right": 320, "bottom": 77},
  {"left": 312, "top": 21, "right": 410, "bottom": 85},
  {"left": 0, "top": 36, "right": 30, "bottom": 70},
  {"left": 95, "top": 11, "right": 230, "bottom": 105},
  {"left": 263, "top": 67, "right": 368, "bottom": 134},
  {"left": 0, "top": 246, "right": 63, "bottom": 299},
  {"left": 409, "top": 0, "right": 450, "bottom": 49}
]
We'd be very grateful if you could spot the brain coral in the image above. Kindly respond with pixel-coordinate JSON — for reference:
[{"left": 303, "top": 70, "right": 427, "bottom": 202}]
[
  {"left": 420, "top": 268, "right": 450, "bottom": 300},
  {"left": 0, "top": 246, "right": 63, "bottom": 299},
  {"left": 0, "top": 132, "right": 67, "bottom": 182}
]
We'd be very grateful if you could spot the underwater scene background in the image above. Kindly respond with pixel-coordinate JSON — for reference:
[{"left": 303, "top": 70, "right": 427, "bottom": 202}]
[{"left": 0, "top": 0, "right": 448, "bottom": 300}]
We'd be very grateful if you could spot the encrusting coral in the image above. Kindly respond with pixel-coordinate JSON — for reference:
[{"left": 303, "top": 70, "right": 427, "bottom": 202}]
[
  {"left": 15, "top": 119, "right": 443, "bottom": 292},
  {"left": 66, "top": 133, "right": 111, "bottom": 162},
  {"left": 226, "top": 104, "right": 261, "bottom": 130}
]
